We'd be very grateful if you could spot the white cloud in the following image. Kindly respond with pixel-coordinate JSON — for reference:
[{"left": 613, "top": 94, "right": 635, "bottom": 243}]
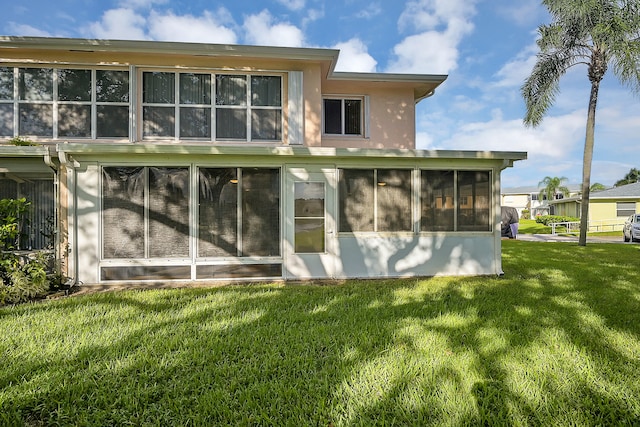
[
  {"left": 148, "top": 10, "right": 237, "bottom": 44},
  {"left": 6, "top": 23, "right": 52, "bottom": 37},
  {"left": 275, "top": 0, "right": 306, "bottom": 11},
  {"left": 118, "top": 0, "right": 168, "bottom": 10},
  {"left": 441, "top": 109, "right": 584, "bottom": 159},
  {"left": 356, "top": 2, "right": 383, "bottom": 19},
  {"left": 86, "top": 8, "right": 148, "bottom": 40},
  {"left": 333, "top": 38, "right": 377, "bottom": 72},
  {"left": 388, "top": 0, "right": 477, "bottom": 74},
  {"left": 242, "top": 10, "right": 304, "bottom": 47},
  {"left": 386, "top": 30, "right": 465, "bottom": 74},
  {"left": 492, "top": 43, "right": 538, "bottom": 88},
  {"left": 398, "top": 0, "right": 477, "bottom": 33}
]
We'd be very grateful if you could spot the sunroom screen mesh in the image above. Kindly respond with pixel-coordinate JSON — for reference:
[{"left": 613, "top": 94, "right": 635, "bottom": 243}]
[
  {"left": 102, "top": 167, "right": 145, "bottom": 258},
  {"left": 421, "top": 170, "right": 455, "bottom": 232},
  {"left": 198, "top": 168, "right": 239, "bottom": 257},
  {"left": 457, "top": 171, "right": 491, "bottom": 231},
  {"left": 377, "top": 169, "right": 412, "bottom": 231},
  {"left": 339, "top": 169, "right": 374, "bottom": 232},
  {"left": 241, "top": 168, "right": 280, "bottom": 256},
  {"left": 148, "top": 167, "right": 190, "bottom": 257}
]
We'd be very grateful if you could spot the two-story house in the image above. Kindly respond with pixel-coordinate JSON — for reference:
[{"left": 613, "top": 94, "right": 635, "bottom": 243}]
[{"left": 0, "top": 36, "right": 526, "bottom": 285}]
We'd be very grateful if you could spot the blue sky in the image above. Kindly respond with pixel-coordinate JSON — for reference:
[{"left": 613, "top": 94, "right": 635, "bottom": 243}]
[{"left": 2, "top": 0, "right": 639, "bottom": 188}]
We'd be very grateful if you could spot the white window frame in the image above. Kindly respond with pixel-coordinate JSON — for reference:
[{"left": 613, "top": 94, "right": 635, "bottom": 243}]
[
  {"left": 140, "top": 69, "right": 284, "bottom": 143},
  {"left": 0, "top": 66, "right": 130, "bottom": 140},
  {"left": 322, "top": 95, "right": 368, "bottom": 137}
]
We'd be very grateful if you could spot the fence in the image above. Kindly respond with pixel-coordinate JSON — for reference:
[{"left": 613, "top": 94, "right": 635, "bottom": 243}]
[{"left": 550, "top": 219, "right": 626, "bottom": 235}]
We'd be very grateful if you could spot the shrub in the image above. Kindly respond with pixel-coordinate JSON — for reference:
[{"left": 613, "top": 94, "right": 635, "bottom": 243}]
[
  {"left": 535, "top": 215, "right": 580, "bottom": 226},
  {"left": 0, "top": 198, "right": 50, "bottom": 305},
  {"left": 521, "top": 209, "right": 530, "bottom": 220}
]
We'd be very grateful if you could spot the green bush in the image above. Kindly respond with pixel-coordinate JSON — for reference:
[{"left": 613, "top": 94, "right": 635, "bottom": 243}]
[
  {"left": 534, "top": 215, "right": 580, "bottom": 226},
  {"left": 0, "top": 198, "right": 50, "bottom": 305},
  {"left": 521, "top": 209, "right": 530, "bottom": 220}
]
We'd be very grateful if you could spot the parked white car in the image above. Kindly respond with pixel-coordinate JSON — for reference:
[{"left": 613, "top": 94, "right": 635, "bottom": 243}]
[{"left": 623, "top": 214, "right": 640, "bottom": 242}]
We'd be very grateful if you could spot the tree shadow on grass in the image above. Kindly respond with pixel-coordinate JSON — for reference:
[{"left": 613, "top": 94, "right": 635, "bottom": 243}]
[{"left": 1, "top": 242, "right": 640, "bottom": 425}]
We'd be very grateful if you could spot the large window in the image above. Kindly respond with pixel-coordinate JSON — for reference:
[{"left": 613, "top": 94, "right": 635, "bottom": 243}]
[
  {"left": 420, "top": 170, "right": 491, "bottom": 232},
  {"left": 143, "top": 72, "right": 282, "bottom": 142},
  {"left": 0, "top": 67, "right": 129, "bottom": 139},
  {"left": 198, "top": 167, "right": 280, "bottom": 257},
  {"left": 338, "top": 169, "right": 412, "bottom": 232},
  {"left": 323, "top": 98, "right": 363, "bottom": 136}
]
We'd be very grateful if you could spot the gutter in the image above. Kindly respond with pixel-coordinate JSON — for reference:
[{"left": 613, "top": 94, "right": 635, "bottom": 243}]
[{"left": 57, "top": 147, "right": 80, "bottom": 288}]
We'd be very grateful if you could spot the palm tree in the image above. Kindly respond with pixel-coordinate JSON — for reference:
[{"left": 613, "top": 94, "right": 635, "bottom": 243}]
[
  {"left": 522, "top": 0, "right": 640, "bottom": 246},
  {"left": 614, "top": 167, "right": 640, "bottom": 186},
  {"left": 589, "top": 182, "right": 607, "bottom": 192},
  {"left": 538, "top": 175, "right": 571, "bottom": 202}
]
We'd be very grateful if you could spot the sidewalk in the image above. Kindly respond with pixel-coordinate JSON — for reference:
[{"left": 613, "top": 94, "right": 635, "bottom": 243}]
[{"left": 515, "top": 234, "right": 625, "bottom": 243}]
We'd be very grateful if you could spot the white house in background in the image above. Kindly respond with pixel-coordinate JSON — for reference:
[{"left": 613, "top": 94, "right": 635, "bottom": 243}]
[
  {"left": 501, "top": 185, "right": 581, "bottom": 219},
  {"left": 0, "top": 36, "right": 526, "bottom": 285}
]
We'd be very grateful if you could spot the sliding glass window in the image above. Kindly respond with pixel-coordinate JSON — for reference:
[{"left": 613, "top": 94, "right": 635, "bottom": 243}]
[
  {"left": 143, "top": 71, "right": 282, "bottom": 142},
  {"left": 0, "top": 67, "right": 129, "bottom": 139}
]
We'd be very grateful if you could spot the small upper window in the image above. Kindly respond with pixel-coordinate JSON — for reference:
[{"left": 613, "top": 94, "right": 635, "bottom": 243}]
[{"left": 323, "top": 98, "right": 362, "bottom": 136}]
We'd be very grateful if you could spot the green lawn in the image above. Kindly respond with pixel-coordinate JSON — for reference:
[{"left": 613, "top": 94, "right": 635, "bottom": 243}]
[
  {"left": 2, "top": 241, "right": 640, "bottom": 425},
  {"left": 518, "top": 218, "right": 552, "bottom": 234}
]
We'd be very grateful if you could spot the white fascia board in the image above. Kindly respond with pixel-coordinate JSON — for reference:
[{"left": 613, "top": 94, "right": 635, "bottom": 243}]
[
  {"left": 0, "top": 36, "right": 340, "bottom": 63},
  {"left": 0, "top": 145, "right": 50, "bottom": 157},
  {"left": 55, "top": 143, "right": 526, "bottom": 164}
]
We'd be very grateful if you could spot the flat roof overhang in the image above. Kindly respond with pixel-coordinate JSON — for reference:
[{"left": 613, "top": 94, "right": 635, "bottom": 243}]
[{"left": 55, "top": 143, "right": 527, "bottom": 169}]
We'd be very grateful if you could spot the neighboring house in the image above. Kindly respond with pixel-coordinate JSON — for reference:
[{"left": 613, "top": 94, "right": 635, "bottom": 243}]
[
  {"left": 501, "top": 185, "right": 580, "bottom": 219},
  {"left": 549, "top": 182, "right": 640, "bottom": 231},
  {"left": 0, "top": 36, "right": 526, "bottom": 285}
]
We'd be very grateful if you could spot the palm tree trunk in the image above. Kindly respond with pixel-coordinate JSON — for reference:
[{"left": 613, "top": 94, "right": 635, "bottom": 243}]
[{"left": 579, "top": 80, "right": 600, "bottom": 246}]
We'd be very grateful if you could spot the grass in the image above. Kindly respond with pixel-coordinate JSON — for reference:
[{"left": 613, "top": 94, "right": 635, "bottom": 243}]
[
  {"left": 518, "top": 218, "right": 552, "bottom": 234},
  {"left": 2, "top": 241, "right": 640, "bottom": 425}
]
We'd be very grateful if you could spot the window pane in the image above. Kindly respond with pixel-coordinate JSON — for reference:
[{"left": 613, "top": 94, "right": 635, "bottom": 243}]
[
  {"left": 180, "top": 73, "right": 211, "bottom": 104},
  {"left": 242, "top": 168, "right": 280, "bottom": 256},
  {"left": 97, "top": 70, "right": 129, "bottom": 102},
  {"left": 251, "top": 109, "right": 281, "bottom": 140},
  {"left": 0, "top": 67, "right": 13, "bottom": 100},
  {"left": 180, "top": 107, "right": 211, "bottom": 138},
  {"left": 143, "top": 106, "right": 175, "bottom": 137},
  {"left": 18, "top": 68, "right": 52, "bottom": 101},
  {"left": 58, "top": 104, "right": 91, "bottom": 137},
  {"left": 19, "top": 104, "right": 53, "bottom": 136},
  {"left": 339, "top": 169, "right": 374, "bottom": 232},
  {"left": 148, "top": 167, "right": 190, "bottom": 257},
  {"left": 457, "top": 171, "right": 491, "bottom": 231},
  {"left": 377, "top": 169, "right": 412, "bottom": 231},
  {"left": 58, "top": 69, "right": 91, "bottom": 101},
  {"left": 251, "top": 76, "right": 281, "bottom": 106},
  {"left": 0, "top": 104, "right": 13, "bottom": 136},
  {"left": 324, "top": 99, "right": 342, "bottom": 134},
  {"left": 216, "top": 75, "right": 246, "bottom": 106},
  {"left": 344, "top": 99, "right": 361, "bottom": 135},
  {"left": 295, "top": 182, "right": 324, "bottom": 217},
  {"left": 617, "top": 202, "right": 635, "bottom": 217},
  {"left": 97, "top": 105, "right": 129, "bottom": 137},
  {"left": 198, "top": 168, "right": 238, "bottom": 257},
  {"left": 143, "top": 72, "right": 175, "bottom": 103},
  {"left": 295, "top": 182, "right": 325, "bottom": 253},
  {"left": 421, "top": 170, "right": 454, "bottom": 232},
  {"left": 216, "top": 108, "right": 246, "bottom": 140},
  {"left": 102, "top": 167, "right": 145, "bottom": 259}
]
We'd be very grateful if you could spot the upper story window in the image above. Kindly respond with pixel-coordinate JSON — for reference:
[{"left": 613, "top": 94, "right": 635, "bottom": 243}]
[
  {"left": 323, "top": 97, "right": 363, "bottom": 136},
  {"left": 142, "top": 71, "right": 282, "bottom": 142},
  {"left": 0, "top": 66, "right": 129, "bottom": 139}
]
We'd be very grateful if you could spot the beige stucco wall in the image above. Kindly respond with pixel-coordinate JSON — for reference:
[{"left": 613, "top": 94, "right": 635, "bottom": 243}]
[
  {"left": 2, "top": 46, "right": 420, "bottom": 151},
  {"left": 320, "top": 80, "right": 416, "bottom": 149}
]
